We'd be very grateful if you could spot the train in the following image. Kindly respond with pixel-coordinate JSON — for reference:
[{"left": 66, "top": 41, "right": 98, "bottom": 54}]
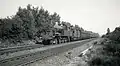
[{"left": 35, "top": 22, "right": 99, "bottom": 45}]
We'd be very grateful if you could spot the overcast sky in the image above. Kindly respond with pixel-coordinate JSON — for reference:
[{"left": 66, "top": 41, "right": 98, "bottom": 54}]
[{"left": 0, "top": 0, "right": 120, "bottom": 35}]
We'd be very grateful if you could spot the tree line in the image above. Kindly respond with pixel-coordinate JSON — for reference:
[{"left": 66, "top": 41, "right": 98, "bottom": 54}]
[{"left": 0, "top": 4, "right": 61, "bottom": 43}]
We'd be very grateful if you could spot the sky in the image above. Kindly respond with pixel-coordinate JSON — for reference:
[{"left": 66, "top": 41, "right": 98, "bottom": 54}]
[{"left": 0, "top": 0, "right": 120, "bottom": 35}]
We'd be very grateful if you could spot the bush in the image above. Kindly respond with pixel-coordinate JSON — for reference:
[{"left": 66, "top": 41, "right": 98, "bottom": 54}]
[
  {"left": 88, "top": 56, "right": 120, "bottom": 66},
  {"left": 106, "top": 27, "right": 120, "bottom": 42},
  {"left": 88, "top": 39, "right": 120, "bottom": 66},
  {"left": 88, "top": 57, "right": 103, "bottom": 66},
  {"left": 103, "top": 41, "right": 120, "bottom": 57}
]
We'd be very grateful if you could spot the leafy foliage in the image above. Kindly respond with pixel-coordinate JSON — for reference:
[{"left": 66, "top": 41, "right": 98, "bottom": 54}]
[
  {"left": 88, "top": 56, "right": 120, "bottom": 66},
  {"left": 103, "top": 27, "right": 120, "bottom": 42},
  {"left": 88, "top": 39, "right": 120, "bottom": 66},
  {"left": 0, "top": 4, "right": 61, "bottom": 43}
]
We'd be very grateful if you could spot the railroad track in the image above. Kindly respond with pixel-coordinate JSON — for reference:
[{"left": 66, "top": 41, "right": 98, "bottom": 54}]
[
  {"left": 0, "top": 44, "right": 45, "bottom": 55},
  {"left": 0, "top": 38, "right": 96, "bottom": 66}
]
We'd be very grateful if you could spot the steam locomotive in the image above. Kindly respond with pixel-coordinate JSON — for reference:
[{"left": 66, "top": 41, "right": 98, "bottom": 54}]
[{"left": 36, "top": 22, "right": 99, "bottom": 45}]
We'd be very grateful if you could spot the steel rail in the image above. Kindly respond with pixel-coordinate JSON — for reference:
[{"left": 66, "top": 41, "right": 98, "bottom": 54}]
[
  {"left": 0, "top": 38, "right": 95, "bottom": 66},
  {"left": 0, "top": 44, "right": 45, "bottom": 55}
]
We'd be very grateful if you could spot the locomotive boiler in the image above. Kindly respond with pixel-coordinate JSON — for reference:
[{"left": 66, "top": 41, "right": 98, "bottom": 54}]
[{"left": 37, "top": 22, "right": 99, "bottom": 45}]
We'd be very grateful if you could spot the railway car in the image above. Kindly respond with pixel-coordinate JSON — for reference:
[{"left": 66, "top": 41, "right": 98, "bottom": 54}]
[{"left": 36, "top": 22, "right": 99, "bottom": 45}]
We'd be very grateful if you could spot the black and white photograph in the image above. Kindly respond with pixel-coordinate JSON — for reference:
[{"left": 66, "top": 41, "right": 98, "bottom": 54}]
[{"left": 0, "top": 0, "right": 120, "bottom": 66}]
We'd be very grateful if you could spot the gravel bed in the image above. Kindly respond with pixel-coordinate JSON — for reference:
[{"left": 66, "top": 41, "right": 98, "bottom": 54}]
[
  {"left": 27, "top": 39, "right": 100, "bottom": 66},
  {"left": 0, "top": 39, "right": 89, "bottom": 61}
]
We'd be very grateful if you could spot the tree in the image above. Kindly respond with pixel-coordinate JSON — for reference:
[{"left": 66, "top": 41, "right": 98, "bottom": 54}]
[
  {"left": 107, "top": 28, "right": 110, "bottom": 35},
  {"left": 16, "top": 4, "right": 36, "bottom": 39},
  {"left": 0, "top": 4, "right": 62, "bottom": 43}
]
